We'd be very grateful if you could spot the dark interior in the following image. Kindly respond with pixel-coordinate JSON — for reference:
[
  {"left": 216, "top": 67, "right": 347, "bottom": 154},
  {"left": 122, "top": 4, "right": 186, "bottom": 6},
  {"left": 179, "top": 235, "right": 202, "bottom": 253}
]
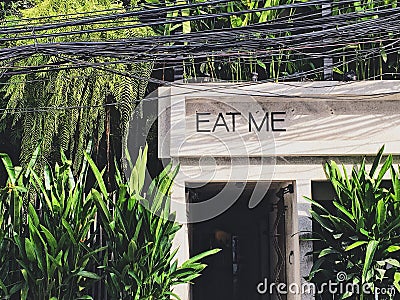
[{"left": 188, "top": 182, "right": 277, "bottom": 300}]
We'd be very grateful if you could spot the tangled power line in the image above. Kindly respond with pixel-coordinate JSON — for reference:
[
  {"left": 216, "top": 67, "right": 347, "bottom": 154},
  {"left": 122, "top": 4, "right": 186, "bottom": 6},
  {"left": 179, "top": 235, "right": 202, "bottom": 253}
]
[{"left": 0, "top": 0, "right": 399, "bottom": 114}]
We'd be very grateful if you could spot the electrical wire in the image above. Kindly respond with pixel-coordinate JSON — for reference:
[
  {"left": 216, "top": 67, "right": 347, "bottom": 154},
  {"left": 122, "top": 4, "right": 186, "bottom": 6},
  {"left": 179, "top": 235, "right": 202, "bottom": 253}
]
[
  {"left": 0, "top": 0, "right": 387, "bottom": 30},
  {"left": 0, "top": 0, "right": 399, "bottom": 117},
  {"left": 1, "top": 73, "right": 400, "bottom": 116},
  {"left": 1, "top": 0, "right": 365, "bottom": 42},
  {"left": 0, "top": 38, "right": 397, "bottom": 108},
  {"left": 1, "top": 6, "right": 398, "bottom": 60}
]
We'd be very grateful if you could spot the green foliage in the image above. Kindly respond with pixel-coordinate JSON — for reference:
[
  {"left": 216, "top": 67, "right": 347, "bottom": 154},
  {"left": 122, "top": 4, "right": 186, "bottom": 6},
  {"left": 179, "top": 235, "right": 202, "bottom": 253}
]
[
  {"left": 308, "top": 146, "right": 400, "bottom": 299},
  {"left": 15, "top": 147, "right": 101, "bottom": 299},
  {"left": 145, "top": 0, "right": 301, "bottom": 82},
  {"left": 0, "top": 151, "right": 28, "bottom": 298},
  {"left": 0, "top": 145, "right": 218, "bottom": 299},
  {"left": 0, "top": 144, "right": 103, "bottom": 299},
  {"left": 85, "top": 145, "right": 220, "bottom": 299},
  {"left": 331, "top": 0, "right": 398, "bottom": 80},
  {"left": 0, "top": 0, "right": 154, "bottom": 170},
  {"left": 137, "top": 0, "right": 400, "bottom": 82}
]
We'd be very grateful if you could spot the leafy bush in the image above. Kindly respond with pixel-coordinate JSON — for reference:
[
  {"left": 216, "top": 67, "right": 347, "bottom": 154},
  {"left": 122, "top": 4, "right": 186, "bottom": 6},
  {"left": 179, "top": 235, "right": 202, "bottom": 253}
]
[
  {"left": 88, "top": 146, "right": 220, "bottom": 299},
  {"left": 308, "top": 146, "right": 400, "bottom": 299},
  {"left": 0, "top": 145, "right": 218, "bottom": 299}
]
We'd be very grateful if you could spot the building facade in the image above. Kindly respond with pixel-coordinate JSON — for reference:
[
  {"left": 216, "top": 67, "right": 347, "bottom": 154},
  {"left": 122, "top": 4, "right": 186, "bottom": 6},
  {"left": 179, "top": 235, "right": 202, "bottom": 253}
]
[{"left": 157, "top": 81, "right": 400, "bottom": 300}]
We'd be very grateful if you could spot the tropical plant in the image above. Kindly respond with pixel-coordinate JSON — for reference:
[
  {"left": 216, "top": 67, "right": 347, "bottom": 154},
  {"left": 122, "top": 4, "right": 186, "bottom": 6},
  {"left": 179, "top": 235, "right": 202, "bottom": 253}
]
[
  {"left": 0, "top": 0, "right": 154, "bottom": 170},
  {"left": 0, "top": 148, "right": 30, "bottom": 298},
  {"left": 0, "top": 144, "right": 103, "bottom": 299},
  {"left": 307, "top": 146, "right": 400, "bottom": 300},
  {"left": 331, "top": 0, "right": 399, "bottom": 80},
  {"left": 140, "top": 0, "right": 400, "bottom": 82},
  {"left": 86, "top": 145, "right": 220, "bottom": 299},
  {"left": 135, "top": 0, "right": 321, "bottom": 82},
  {"left": 0, "top": 144, "right": 218, "bottom": 299}
]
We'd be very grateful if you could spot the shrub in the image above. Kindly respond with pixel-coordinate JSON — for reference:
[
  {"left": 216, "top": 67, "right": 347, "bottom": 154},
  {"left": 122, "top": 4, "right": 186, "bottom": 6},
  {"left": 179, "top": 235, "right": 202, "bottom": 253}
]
[
  {"left": 0, "top": 145, "right": 218, "bottom": 299},
  {"left": 308, "top": 146, "right": 400, "bottom": 300}
]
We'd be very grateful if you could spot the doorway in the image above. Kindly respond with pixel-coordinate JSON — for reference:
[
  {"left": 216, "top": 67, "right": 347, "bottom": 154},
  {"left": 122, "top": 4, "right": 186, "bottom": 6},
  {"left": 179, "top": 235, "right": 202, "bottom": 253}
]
[{"left": 187, "top": 182, "right": 289, "bottom": 300}]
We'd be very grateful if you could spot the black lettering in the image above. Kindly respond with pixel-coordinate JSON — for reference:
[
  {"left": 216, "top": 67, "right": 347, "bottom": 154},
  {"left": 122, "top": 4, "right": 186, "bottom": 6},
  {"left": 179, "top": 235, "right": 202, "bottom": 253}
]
[
  {"left": 212, "top": 113, "right": 230, "bottom": 132},
  {"left": 196, "top": 112, "right": 211, "bottom": 132},
  {"left": 249, "top": 112, "right": 269, "bottom": 132},
  {"left": 226, "top": 112, "right": 241, "bottom": 132},
  {"left": 271, "top": 112, "right": 286, "bottom": 132}
]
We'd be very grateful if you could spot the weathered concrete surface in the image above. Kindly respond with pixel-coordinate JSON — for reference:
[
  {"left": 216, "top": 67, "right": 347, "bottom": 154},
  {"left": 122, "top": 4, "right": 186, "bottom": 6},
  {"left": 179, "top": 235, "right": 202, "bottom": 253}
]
[
  {"left": 159, "top": 81, "right": 400, "bottom": 158},
  {"left": 156, "top": 81, "right": 400, "bottom": 300}
]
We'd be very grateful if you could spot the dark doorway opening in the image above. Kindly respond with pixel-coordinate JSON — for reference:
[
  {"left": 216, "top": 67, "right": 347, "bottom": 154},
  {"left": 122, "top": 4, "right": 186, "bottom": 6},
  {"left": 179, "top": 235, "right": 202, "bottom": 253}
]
[{"left": 188, "top": 182, "right": 286, "bottom": 300}]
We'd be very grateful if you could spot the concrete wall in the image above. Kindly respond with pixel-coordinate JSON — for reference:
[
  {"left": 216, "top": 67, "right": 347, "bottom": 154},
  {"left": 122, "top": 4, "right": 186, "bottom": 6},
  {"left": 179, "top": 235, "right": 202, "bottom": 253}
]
[{"left": 157, "top": 81, "right": 400, "bottom": 300}]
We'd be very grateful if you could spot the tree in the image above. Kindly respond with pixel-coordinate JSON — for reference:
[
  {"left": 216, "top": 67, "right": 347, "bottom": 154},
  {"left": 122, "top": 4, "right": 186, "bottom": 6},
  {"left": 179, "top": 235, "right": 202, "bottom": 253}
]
[{"left": 0, "top": 0, "right": 153, "bottom": 171}]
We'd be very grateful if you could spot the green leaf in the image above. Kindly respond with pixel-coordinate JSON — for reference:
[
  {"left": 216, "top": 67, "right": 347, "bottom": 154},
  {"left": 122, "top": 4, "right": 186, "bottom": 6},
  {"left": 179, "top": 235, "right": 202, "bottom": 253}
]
[
  {"left": 172, "top": 267, "right": 196, "bottom": 277},
  {"left": 362, "top": 240, "right": 379, "bottom": 283},
  {"left": 25, "top": 238, "right": 36, "bottom": 262},
  {"left": 9, "top": 283, "right": 23, "bottom": 297},
  {"left": 90, "top": 189, "right": 111, "bottom": 223},
  {"left": 61, "top": 218, "right": 77, "bottom": 245},
  {"left": 387, "top": 245, "right": 400, "bottom": 253},
  {"left": 304, "top": 196, "right": 330, "bottom": 214},
  {"left": 376, "top": 199, "right": 386, "bottom": 228},
  {"left": 28, "top": 203, "right": 39, "bottom": 227},
  {"left": 182, "top": 21, "right": 191, "bottom": 34},
  {"left": 30, "top": 168, "right": 53, "bottom": 212},
  {"left": 333, "top": 201, "right": 355, "bottom": 222},
  {"left": 370, "top": 146, "right": 384, "bottom": 178},
  {"left": 182, "top": 249, "right": 221, "bottom": 268},
  {"left": 128, "top": 270, "right": 141, "bottom": 285},
  {"left": 77, "top": 270, "right": 101, "bottom": 280},
  {"left": 345, "top": 241, "right": 368, "bottom": 251},
  {"left": 0, "top": 153, "right": 16, "bottom": 184},
  {"left": 318, "top": 247, "right": 339, "bottom": 258},
  {"left": 257, "top": 60, "right": 266, "bottom": 70},
  {"left": 376, "top": 154, "right": 392, "bottom": 186},
  {"left": 24, "top": 144, "right": 40, "bottom": 179},
  {"left": 40, "top": 225, "right": 58, "bottom": 254},
  {"left": 49, "top": 250, "right": 63, "bottom": 268},
  {"left": 310, "top": 211, "right": 334, "bottom": 233},
  {"left": 360, "top": 228, "right": 372, "bottom": 238},
  {"left": 165, "top": 291, "right": 181, "bottom": 300},
  {"left": 80, "top": 246, "right": 107, "bottom": 264},
  {"left": 394, "top": 272, "right": 400, "bottom": 292},
  {"left": 128, "top": 238, "right": 137, "bottom": 261},
  {"left": 0, "top": 279, "right": 7, "bottom": 294},
  {"left": 333, "top": 67, "right": 343, "bottom": 75},
  {"left": 391, "top": 166, "right": 400, "bottom": 203},
  {"left": 84, "top": 152, "right": 108, "bottom": 198},
  {"left": 381, "top": 48, "right": 388, "bottom": 63}
]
